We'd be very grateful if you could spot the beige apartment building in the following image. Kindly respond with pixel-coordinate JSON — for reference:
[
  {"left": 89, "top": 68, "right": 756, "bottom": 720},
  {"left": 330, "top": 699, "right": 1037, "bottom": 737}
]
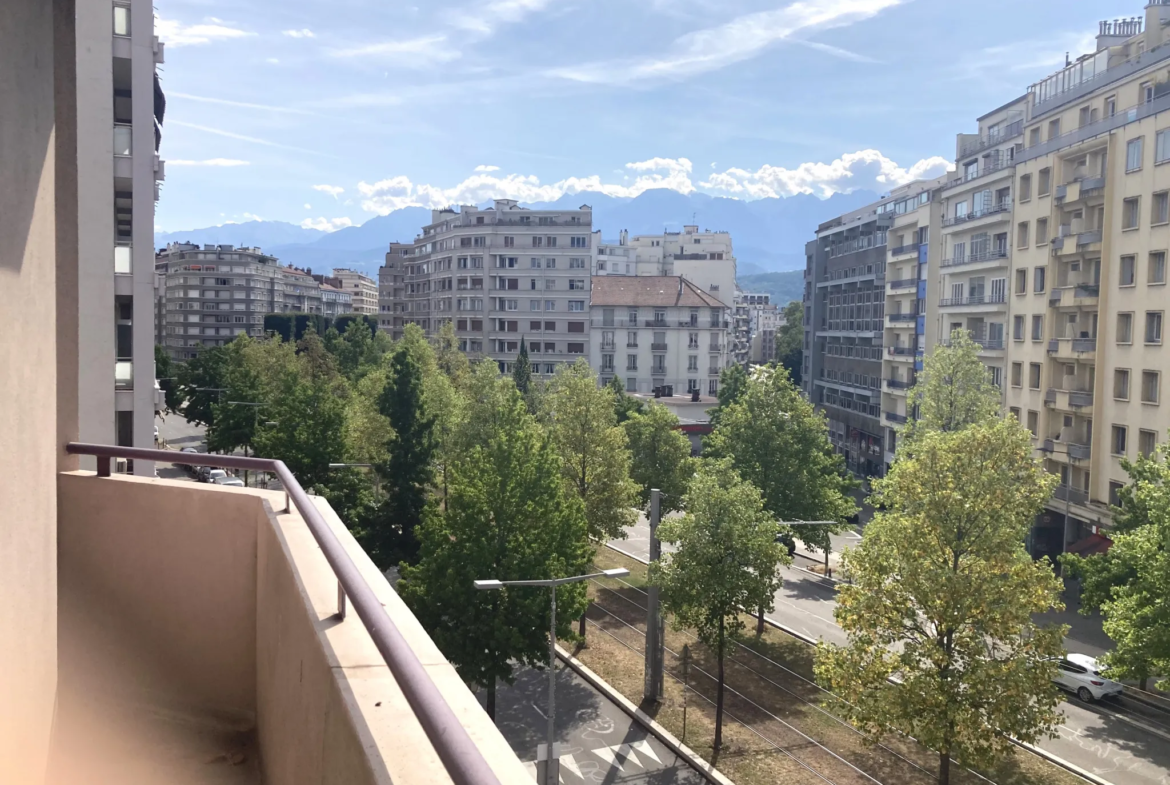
[
  {"left": 379, "top": 200, "right": 594, "bottom": 375},
  {"left": 1004, "top": 4, "right": 1170, "bottom": 558},
  {"left": 333, "top": 267, "right": 378, "bottom": 314}
]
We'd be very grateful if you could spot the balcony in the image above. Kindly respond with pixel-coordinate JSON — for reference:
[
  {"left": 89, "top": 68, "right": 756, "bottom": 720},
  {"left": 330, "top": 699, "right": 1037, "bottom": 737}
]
[
  {"left": 887, "top": 346, "right": 916, "bottom": 357},
  {"left": 957, "top": 120, "right": 1024, "bottom": 158},
  {"left": 939, "top": 249, "right": 1009, "bottom": 269},
  {"left": 888, "top": 313, "right": 917, "bottom": 323},
  {"left": 938, "top": 293, "right": 1007, "bottom": 308},
  {"left": 889, "top": 243, "right": 920, "bottom": 258},
  {"left": 1047, "top": 440, "right": 1092, "bottom": 462},
  {"left": 946, "top": 154, "right": 1017, "bottom": 187},
  {"left": 885, "top": 378, "right": 913, "bottom": 390},
  {"left": 644, "top": 320, "right": 668, "bottom": 328},
  {"left": 626, "top": 341, "right": 638, "bottom": 348},
  {"left": 600, "top": 341, "right": 616, "bottom": 351},
  {"left": 941, "top": 202, "right": 1011, "bottom": 227},
  {"left": 887, "top": 278, "right": 918, "bottom": 290},
  {"left": 1045, "top": 387, "right": 1094, "bottom": 411},
  {"left": 885, "top": 411, "right": 908, "bottom": 424},
  {"left": 650, "top": 342, "right": 668, "bottom": 351},
  {"left": 1056, "top": 177, "right": 1106, "bottom": 204},
  {"left": 1049, "top": 285, "right": 1100, "bottom": 307},
  {"left": 1053, "top": 484, "right": 1090, "bottom": 505},
  {"left": 1048, "top": 336, "right": 1097, "bottom": 360},
  {"left": 48, "top": 445, "right": 529, "bottom": 785}
]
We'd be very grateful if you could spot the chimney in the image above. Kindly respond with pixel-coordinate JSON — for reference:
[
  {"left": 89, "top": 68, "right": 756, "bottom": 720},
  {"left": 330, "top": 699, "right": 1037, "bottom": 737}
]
[{"left": 678, "top": 278, "right": 683, "bottom": 296}]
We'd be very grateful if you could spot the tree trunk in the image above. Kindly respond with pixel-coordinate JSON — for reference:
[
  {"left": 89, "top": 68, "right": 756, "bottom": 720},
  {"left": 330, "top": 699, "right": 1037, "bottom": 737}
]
[
  {"left": 1141, "top": 675, "right": 1149, "bottom": 691},
  {"left": 824, "top": 548, "right": 830, "bottom": 579},
  {"left": 756, "top": 604, "right": 765, "bottom": 636},
  {"left": 714, "top": 616, "right": 725, "bottom": 754},
  {"left": 486, "top": 676, "right": 496, "bottom": 722},
  {"left": 579, "top": 605, "right": 587, "bottom": 640},
  {"left": 938, "top": 751, "right": 950, "bottom": 785}
]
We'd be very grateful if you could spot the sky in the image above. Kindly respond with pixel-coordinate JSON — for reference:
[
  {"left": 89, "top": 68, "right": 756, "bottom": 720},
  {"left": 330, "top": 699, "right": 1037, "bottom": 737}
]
[{"left": 154, "top": 0, "right": 1130, "bottom": 233}]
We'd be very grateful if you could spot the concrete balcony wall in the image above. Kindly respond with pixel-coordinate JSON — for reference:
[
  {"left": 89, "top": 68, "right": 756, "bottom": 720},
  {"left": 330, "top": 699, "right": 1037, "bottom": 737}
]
[{"left": 52, "top": 473, "right": 531, "bottom": 785}]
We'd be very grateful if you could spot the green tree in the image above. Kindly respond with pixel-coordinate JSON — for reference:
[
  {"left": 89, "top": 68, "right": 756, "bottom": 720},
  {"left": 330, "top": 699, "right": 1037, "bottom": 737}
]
[
  {"left": 399, "top": 378, "right": 590, "bottom": 720},
  {"left": 607, "top": 374, "right": 644, "bottom": 423},
  {"left": 175, "top": 345, "right": 230, "bottom": 428},
  {"left": 543, "top": 360, "right": 639, "bottom": 543},
  {"left": 705, "top": 365, "right": 856, "bottom": 589},
  {"left": 154, "top": 345, "right": 184, "bottom": 415},
  {"left": 709, "top": 363, "right": 748, "bottom": 425},
  {"left": 774, "top": 300, "right": 803, "bottom": 386},
  {"left": 434, "top": 320, "right": 470, "bottom": 386},
  {"left": 904, "top": 328, "right": 1002, "bottom": 442},
  {"left": 512, "top": 337, "right": 532, "bottom": 397},
  {"left": 206, "top": 336, "right": 266, "bottom": 457},
  {"left": 816, "top": 418, "right": 1064, "bottom": 785},
  {"left": 650, "top": 459, "right": 784, "bottom": 754},
  {"left": 1064, "top": 444, "right": 1170, "bottom": 690},
  {"left": 623, "top": 402, "right": 694, "bottom": 512},
  {"left": 370, "top": 340, "right": 436, "bottom": 566}
]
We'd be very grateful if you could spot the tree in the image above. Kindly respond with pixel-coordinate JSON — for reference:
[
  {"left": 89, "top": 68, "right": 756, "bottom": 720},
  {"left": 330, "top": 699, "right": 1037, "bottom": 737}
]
[
  {"left": 903, "top": 328, "right": 1002, "bottom": 442},
  {"left": 650, "top": 459, "right": 784, "bottom": 754},
  {"left": 816, "top": 418, "right": 1065, "bottom": 785},
  {"left": 512, "top": 337, "right": 532, "bottom": 397},
  {"left": 543, "top": 360, "right": 639, "bottom": 543},
  {"left": 399, "top": 378, "right": 590, "bottom": 720},
  {"left": 1063, "top": 444, "right": 1170, "bottom": 690},
  {"left": 774, "top": 300, "right": 803, "bottom": 386},
  {"left": 607, "top": 374, "right": 644, "bottom": 423},
  {"left": 175, "top": 345, "right": 230, "bottom": 428},
  {"left": 434, "top": 320, "right": 470, "bottom": 386},
  {"left": 155, "top": 345, "right": 184, "bottom": 415},
  {"left": 206, "top": 336, "right": 266, "bottom": 457},
  {"left": 709, "top": 363, "right": 748, "bottom": 426},
  {"left": 623, "top": 402, "right": 694, "bottom": 512},
  {"left": 705, "top": 365, "right": 856, "bottom": 591},
  {"left": 370, "top": 340, "right": 436, "bottom": 566}
]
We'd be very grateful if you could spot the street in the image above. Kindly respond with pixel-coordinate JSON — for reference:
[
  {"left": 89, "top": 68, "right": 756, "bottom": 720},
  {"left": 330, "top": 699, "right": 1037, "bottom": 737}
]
[
  {"left": 613, "top": 519, "right": 1170, "bottom": 785},
  {"left": 485, "top": 662, "right": 707, "bottom": 784}
]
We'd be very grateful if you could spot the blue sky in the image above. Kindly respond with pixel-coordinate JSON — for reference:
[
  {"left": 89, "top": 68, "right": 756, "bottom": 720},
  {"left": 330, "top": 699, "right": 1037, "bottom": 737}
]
[{"left": 155, "top": 0, "right": 1128, "bottom": 232}]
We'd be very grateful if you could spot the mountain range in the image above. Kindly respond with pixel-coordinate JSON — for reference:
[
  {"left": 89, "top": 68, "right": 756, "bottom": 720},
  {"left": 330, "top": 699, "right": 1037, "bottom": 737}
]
[{"left": 154, "top": 189, "right": 879, "bottom": 279}]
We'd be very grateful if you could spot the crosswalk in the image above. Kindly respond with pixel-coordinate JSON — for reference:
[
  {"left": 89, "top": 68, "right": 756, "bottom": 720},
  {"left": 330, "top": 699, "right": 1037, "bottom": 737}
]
[{"left": 522, "top": 740, "right": 664, "bottom": 782}]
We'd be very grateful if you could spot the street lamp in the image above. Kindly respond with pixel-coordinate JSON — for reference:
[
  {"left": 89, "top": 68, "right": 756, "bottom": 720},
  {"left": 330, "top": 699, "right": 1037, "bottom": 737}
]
[{"left": 474, "top": 567, "right": 630, "bottom": 785}]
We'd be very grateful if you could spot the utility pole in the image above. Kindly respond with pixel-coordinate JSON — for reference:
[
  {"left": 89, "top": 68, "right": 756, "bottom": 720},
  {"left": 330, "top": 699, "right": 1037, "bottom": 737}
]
[{"left": 644, "top": 488, "right": 665, "bottom": 703}]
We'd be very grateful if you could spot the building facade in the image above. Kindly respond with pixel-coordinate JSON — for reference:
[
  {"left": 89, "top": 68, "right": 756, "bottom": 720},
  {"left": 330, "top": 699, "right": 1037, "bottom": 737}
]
[
  {"left": 377, "top": 200, "right": 594, "bottom": 376},
  {"left": 589, "top": 277, "right": 731, "bottom": 395},
  {"left": 333, "top": 268, "right": 378, "bottom": 314},
  {"left": 74, "top": 0, "right": 165, "bottom": 474}
]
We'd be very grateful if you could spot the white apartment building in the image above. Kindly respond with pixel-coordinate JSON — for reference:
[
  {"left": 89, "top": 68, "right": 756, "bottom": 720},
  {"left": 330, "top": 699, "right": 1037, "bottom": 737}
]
[
  {"left": 749, "top": 304, "right": 782, "bottom": 364},
  {"left": 72, "top": 0, "right": 165, "bottom": 475},
  {"left": 333, "top": 268, "right": 378, "bottom": 314},
  {"left": 378, "top": 200, "right": 594, "bottom": 375},
  {"left": 590, "top": 277, "right": 731, "bottom": 395}
]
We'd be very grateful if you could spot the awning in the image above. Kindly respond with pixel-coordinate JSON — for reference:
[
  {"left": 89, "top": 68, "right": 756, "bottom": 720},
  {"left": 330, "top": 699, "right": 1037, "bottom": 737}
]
[{"left": 1066, "top": 532, "right": 1113, "bottom": 557}]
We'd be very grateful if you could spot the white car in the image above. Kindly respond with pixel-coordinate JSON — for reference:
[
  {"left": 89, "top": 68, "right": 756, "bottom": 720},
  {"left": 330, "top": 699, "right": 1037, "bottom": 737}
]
[
  {"left": 1053, "top": 653, "right": 1124, "bottom": 702},
  {"left": 214, "top": 476, "right": 245, "bottom": 488}
]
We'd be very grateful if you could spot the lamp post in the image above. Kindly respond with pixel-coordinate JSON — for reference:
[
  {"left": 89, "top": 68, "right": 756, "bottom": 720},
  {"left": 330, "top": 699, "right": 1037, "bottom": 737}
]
[
  {"left": 225, "top": 401, "right": 269, "bottom": 485},
  {"left": 474, "top": 567, "right": 629, "bottom": 785}
]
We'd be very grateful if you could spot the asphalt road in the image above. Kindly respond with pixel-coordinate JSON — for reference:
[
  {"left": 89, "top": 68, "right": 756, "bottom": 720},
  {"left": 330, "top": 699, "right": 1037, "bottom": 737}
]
[
  {"left": 612, "top": 520, "right": 1170, "bottom": 785},
  {"left": 487, "top": 662, "right": 707, "bottom": 784}
]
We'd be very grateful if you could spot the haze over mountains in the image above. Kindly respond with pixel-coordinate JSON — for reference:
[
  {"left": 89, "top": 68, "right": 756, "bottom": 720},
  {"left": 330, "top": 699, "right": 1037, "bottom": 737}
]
[{"left": 155, "top": 189, "right": 879, "bottom": 278}]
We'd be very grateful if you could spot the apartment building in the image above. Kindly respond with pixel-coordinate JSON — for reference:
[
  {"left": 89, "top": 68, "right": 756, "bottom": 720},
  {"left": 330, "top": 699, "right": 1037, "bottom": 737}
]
[
  {"left": 881, "top": 178, "right": 946, "bottom": 466},
  {"left": 749, "top": 304, "right": 782, "bottom": 364},
  {"left": 803, "top": 200, "right": 892, "bottom": 478},
  {"left": 156, "top": 243, "right": 350, "bottom": 360},
  {"left": 593, "top": 229, "right": 633, "bottom": 275},
  {"left": 333, "top": 267, "right": 379, "bottom": 314},
  {"left": 590, "top": 277, "right": 731, "bottom": 395},
  {"left": 1005, "top": 4, "right": 1170, "bottom": 558},
  {"left": 379, "top": 200, "right": 594, "bottom": 375},
  {"left": 71, "top": 0, "right": 165, "bottom": 474}
]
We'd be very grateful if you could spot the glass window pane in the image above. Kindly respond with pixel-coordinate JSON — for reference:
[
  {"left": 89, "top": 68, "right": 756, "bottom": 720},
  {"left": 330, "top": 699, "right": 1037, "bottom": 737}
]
[
  {"left": 113, "top": 125, "right": 132, "bottom": 156},
  {"left": 114, "top": 245, "right": 131, "bottom": 274},
  {"left": 113, "top": 5, "right": 130, "bottom": 36}
]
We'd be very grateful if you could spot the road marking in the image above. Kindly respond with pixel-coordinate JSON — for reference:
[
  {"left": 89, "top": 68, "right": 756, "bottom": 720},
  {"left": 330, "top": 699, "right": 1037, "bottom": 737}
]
[
  {"left": 530, "top": 702, "right": 547, "bottom": 719},
  {"left": 632, "top": 739, "right": 661, "bottom": 765}
]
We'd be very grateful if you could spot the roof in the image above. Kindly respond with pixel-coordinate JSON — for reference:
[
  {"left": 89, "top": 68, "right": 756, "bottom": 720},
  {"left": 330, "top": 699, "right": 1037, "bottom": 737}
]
[{"left": 590, "top": 276, "right": 729, "bottom": 308}]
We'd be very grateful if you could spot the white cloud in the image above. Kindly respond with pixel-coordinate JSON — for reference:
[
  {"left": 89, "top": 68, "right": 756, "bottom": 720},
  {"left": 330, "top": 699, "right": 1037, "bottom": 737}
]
[
  {"left": 313, "top": 184, "right": 345, "bottom": 198},
  {"left": 282, "top": 29, "right": 315, "bottom": 38},
  {"left": 304, "top": 203, "right": 312, "bottom": 209},
  {"left": 330, "top": 34, "right": 460, "bottom": 66},
  {"left": 700, "top": 150, "right": 952, "bottom": 199},
  {"left": 549, "top": 0, "right": 903, "bottom": 84},
  {"left": 474, "top": 164, "right": 501, "bottom": 172},
  {"left": 167, "top": 91, "right": 318, "bottom": 116},
  {"left": 170, "top": 120, "right": 325, "bottom": 156},
  {"left": 167, "top": 158, "right": 251, "bottom": 167},
  {"left": 266, "top": 57, "right": 280, "bottom": 64},
  {"left": 355, "top": 150, "right": 948, "bottom": 213},
  {"left": 300, "top": 216, "right": 354, "bottom": 232},
  {"left": 450, "top": 0, "right": 556, "bottom": 36},
  {"left": 155, "top": 16, "right": 256, "bottom": 47},
  {"left": 243, "top": 212, "right": 264, "bottom": 222}
]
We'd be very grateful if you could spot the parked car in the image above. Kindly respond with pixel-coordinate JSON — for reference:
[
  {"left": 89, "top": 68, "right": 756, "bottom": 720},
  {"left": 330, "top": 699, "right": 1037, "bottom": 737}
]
[
  {"left": 1052, "top": 653, "right": 1123, "bottom": 702},
  {"left": 776, "top": 532, "right": 797, "bottom": 558},
  {"left": 198, "top": 468, "right": 227, "bottom": 484},
  {"left": 214, "top": 476, "right": 245, "bottom": 488},
  {"left": 177, "top": 447, "right": 200, "bottom": 475}
]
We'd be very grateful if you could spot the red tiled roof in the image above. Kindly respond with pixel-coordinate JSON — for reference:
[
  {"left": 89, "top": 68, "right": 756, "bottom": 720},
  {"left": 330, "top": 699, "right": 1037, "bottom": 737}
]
[{"left": 590, "top": 276, "right": 728, "bottom": 308}]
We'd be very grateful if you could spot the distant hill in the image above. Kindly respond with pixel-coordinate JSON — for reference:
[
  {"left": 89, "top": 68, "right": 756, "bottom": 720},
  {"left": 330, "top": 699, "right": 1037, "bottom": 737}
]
[
  {"left": 737, "top": 271, "right": 804, "bottom": 307},
  {"left": 154, "top": 189, "right": 877, "bottom": 278}
]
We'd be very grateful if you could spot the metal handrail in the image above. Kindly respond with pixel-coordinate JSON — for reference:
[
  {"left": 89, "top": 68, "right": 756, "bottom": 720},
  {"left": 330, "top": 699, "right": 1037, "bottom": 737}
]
[{"left": 64, "top": 442, "right": 503, "bottom": 785}]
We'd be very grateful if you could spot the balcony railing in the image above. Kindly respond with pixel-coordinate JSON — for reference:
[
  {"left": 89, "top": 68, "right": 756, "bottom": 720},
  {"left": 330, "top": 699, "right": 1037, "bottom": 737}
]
[
  {"left": 938, "top": 293, "right": 1007, "bottom": 307},
  {"left": 957, "top": 119, "right": 1024, "bottom": 157},
  {"left": 941, "top": 202, "right": 1012, "bottom": 227},
  {"left": 62, "top": 443, "right": 508, "bottom": 785},
  {"left": 626, "top": 341, "right": 638, "bottom": 348},
  {"left": 946, "top": 154, "right": 1017, "bottom": 187},
  {"left": 885, "top": 378, "right": 913, "bottom": 390},
  {"left": 1053, "top": 484, "right": 1090, "bottom": 505},
  {"left": 600, "top": 341, "right": 615, "bottom": 351},
  {"left": 888, "top": 278, "right": 918, "bottom": 290},
  {"left": 885, "top": 411, "right": 908, "bottom": 424},
  {"left": 888, "top": 346, "right": 916, "bottom": 356},
  {"left": 890, "top": 243, "right": 920, "bottom": 257},
  {"left": 940, "top": 248, "right": 1008, "bottom": 268},
  {"left": 888, "top": 313, "right": 917, "bottom": 323},
  {"left": 650, "top": 342, "right": 668, "bottom": 351},
  {"left": 1072, "top": 337, "right": 1096, "bottom": 352},
  {"left": 644, "top": 320, "right": 668, "bottom": 328}
]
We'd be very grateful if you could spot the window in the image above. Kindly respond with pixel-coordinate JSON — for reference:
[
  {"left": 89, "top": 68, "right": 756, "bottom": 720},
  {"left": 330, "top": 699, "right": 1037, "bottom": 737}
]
[
  {"left": 1146, "top": 311, "right": 1163, "bottom": 343},
  {"left": 1112, "top": 425, "right": 1128, "bottom": 456},
  {"left": 627, "top": 377, "right": 637, "bottom": 393},
  {"left": 1151, "top": 251, "right": 1167, "bottom": 284},
  {"left": 1038, "top": 168, "right": 1051, "bottom": 196},
  {"left": 1121, "top": 255, "right": 1136, "bottom": 286},
  {"left": 1019, "top": 410, "right": 1037, "bottom": 437},
  {"left": 1036, "top": 217, "right": 1049, "bottom": 245},
  {"left": 1034, "top": 267, "right": 1046, "bottom": 292},
  {"left": 1017, "top": 221, "right": 1029, "bottom": 248},
  {"left": 545, "top": 258, "right": 556, "bottom": 269},
  {"left": 1013, "top": 315, "right": 1025, "bottom": 340},
  {"left": 627, "top": 355, "right": 638, "bottom": 371},
  {"left": 1124, "top": 197, "right": 1141, "bottom": 230},
  {"left": 1009, "top": 406, "right": 1022, "bottom": 421},
  {"left": 688, "top": 355, "right": 698, "bottom": 372},
  {"left": 1032, "top": 314, "right": 1044, "bottom": 341},
  {"left": 1156, "top": 192, "right": 1170, "bottom": 225},
  {"left": 530, "top": 300, "right": 541, "bottom": 311},
  {"left": 569, "top": 257, "right": 586, "bottom": 269},
  {"left": 546, "top": 236, "right": 557, "bottom": 248},
  {"left": 1140, "top": 429, "right": 1158, "bottom": 457},
  {"left": 1158, "top": 131, "right": 1170, "bottom": 165},
  {"left": 1029, "top": 127, "right": 1041, "bottom": 147},
  {"left": 1110, "top": 481, "right": 1125, "bottom": 506},
  {"left": 1127, "top": 137, "right": 1145, "bottom": 172},
  {"left": 1145, "top": 81, "right": 1156, "bottom": 104},
  {"left": 545, "top": 300, "right": 556, "bottom": 311},
  {"left": 1019, "top": 174, "right": 1032, "bottom": 201},
  {"left": 567, "top": 321, "right": 585, "bottom": 333},
  {"left": 545, "top": 321, "right": 556, "bottom": 331},
  {"left": 530, "top": 257, "right": 542, "bottom": 268},
  {"left": 1029, "top": 362, "right": 1041, "bottom": 389},
  {"left": 504, "top": 236, "right": 514, "bottom": 248},
  {"left": 1142, "top": 370, "right": 1161, "bottom": 403},
  {"left": 1015, "top": 269, "right": 1027, "bottom": 294},
  {"left": 568, "top": 301, "right": 585, "bottom": 311},
  {"left": 1048, "top": 119, "right": 1061, "bottom": 140},
  {"left": 570, "top": 236, "right": 588, "bottom": 248},
  {"left": 567, "top": 343, "right": 584, "bottom": 354},
  {"left": 1118, "top": 312, "right": 1134, "bottom": 344},
  {"left": 113, "top": 4, "right": 130, "bottom": 35},
  {"left": 1011, "top": 362, "right": 1023, "bottom": 387},
  {"left": 530, "top": 320, "right": 542, "bottom": 330},
  {"left": 569, "top": 279, "right": 586, "bottom": 290},
  {"left": 531, "top": 236, "right": 542, "bottom": 248},
  {"left": 1114, "top": 368, "right": 1130, "bottom": 400}
]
